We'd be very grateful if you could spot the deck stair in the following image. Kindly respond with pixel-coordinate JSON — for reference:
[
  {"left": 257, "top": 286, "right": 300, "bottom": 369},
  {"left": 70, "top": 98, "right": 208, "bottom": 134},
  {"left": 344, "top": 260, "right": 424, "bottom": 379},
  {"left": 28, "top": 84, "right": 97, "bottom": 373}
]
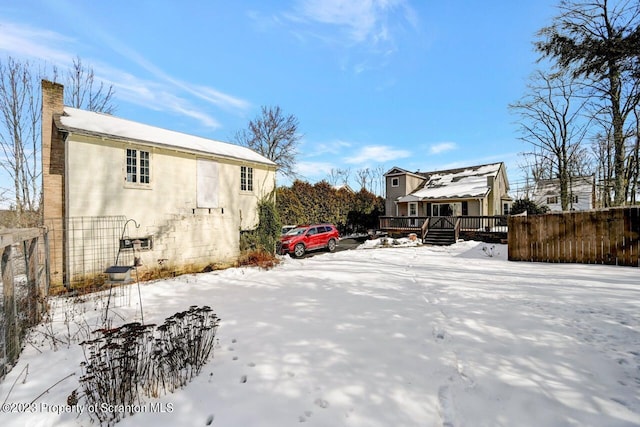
[{"left": 423, "top": 217, "right": 458, "bottom": 246}]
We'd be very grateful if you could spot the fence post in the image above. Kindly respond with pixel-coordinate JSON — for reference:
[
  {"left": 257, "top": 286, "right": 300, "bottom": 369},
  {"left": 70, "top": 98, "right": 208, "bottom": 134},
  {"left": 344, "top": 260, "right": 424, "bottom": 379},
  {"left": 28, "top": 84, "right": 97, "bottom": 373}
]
[
  {"left": 1, "top": 244, "right": 19, "bottom": 371},
  {"left": 24, "top": 237, "right": 39, "bottom": 325}
]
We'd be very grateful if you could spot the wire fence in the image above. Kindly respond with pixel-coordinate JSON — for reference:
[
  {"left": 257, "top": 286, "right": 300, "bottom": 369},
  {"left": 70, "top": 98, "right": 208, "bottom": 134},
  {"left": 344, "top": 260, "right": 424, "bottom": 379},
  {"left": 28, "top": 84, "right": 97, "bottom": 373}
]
[
  {"left": 45, "top": 216, "right": 130, "bottom": 291},
  {"left": 1, "top": 228, "right": 49, "bottom": 381}
]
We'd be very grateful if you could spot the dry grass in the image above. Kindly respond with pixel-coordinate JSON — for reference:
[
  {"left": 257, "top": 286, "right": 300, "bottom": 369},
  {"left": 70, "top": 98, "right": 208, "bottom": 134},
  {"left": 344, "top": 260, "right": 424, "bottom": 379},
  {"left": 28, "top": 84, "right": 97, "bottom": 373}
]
[
  {"left": 237, "top": 250, "right": 280, "bottom": 269},
  {"left": 49, "top": 252, "right": 279, "bottom": 296}
]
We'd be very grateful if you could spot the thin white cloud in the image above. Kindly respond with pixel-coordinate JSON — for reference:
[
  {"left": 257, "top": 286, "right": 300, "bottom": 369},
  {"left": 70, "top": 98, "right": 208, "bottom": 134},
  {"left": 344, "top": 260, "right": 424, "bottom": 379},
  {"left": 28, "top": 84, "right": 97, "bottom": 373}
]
[
  {"left": 82, "top": 25, "right": 251, "bottom": 117},
  {"left": 429, "top": 142, "right": 458, "bottom": 154},
  {"left": 0, "top": 20, "right": 248, "bottom": 130},
  {"left": 303, "top": 139, "right": 353, "bottom": 157},
  {"left": 0, "top": 21, "right": 75, "bottom": 65},
  {"left": 295, "top": 160, "right": 335, "bottom": 179},
  {"left": 345, "top": 145, "right": 411, "bottom": 164},
  {"left": 292, "top": 0, "right": 414, "bottom": 45}
]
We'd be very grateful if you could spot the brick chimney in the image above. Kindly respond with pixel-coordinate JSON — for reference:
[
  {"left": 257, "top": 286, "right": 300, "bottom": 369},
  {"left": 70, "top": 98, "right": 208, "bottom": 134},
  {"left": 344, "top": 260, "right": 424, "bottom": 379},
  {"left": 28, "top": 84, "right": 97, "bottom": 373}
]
[
  {"left": 41, "top": 80, "right": 65, "bottom": 222},
  {"left": 41, "top": 80, "right": 65, "bottom": 288}
]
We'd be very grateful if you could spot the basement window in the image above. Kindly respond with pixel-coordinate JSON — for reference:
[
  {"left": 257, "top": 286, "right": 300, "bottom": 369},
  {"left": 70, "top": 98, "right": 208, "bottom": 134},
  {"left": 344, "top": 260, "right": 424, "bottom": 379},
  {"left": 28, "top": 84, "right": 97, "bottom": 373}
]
[{"left": 119, "top": 237, "right": 153, "bottom": 251}]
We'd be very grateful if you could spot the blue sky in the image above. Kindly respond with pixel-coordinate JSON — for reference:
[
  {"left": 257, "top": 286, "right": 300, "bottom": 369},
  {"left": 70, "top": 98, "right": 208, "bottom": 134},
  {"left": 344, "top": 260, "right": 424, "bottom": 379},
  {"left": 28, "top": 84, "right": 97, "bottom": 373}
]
[{"left": 1, "top": 0, "right": 559, "bottom": 195}]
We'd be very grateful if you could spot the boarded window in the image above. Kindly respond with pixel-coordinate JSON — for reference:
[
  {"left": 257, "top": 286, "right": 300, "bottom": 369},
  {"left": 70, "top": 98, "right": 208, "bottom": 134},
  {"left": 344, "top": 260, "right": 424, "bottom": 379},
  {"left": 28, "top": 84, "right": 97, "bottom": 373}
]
[{"left": 197, "top": 159, "right": 219, "bottom": 208}]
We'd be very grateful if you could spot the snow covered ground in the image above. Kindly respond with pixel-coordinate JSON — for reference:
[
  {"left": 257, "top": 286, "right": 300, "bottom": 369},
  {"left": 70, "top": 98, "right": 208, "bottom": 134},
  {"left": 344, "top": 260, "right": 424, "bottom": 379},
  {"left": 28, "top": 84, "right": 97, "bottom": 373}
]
[{"left": 1, "top": 240, "right": 639, "bottom": 427}]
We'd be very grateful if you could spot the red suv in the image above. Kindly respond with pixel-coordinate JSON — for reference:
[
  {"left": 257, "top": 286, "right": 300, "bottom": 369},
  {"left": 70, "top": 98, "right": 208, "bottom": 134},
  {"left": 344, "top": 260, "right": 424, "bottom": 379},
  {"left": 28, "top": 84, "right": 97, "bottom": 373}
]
[{"left": 278, "top": 224, "right": 340, "bottom": 257}]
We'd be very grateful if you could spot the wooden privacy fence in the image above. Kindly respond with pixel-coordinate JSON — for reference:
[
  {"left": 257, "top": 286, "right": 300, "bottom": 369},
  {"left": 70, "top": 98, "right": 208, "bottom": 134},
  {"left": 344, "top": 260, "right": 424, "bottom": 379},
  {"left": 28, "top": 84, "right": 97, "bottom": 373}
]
[{"left": 508, "top": 206, "right": 640, "bottom": 267}]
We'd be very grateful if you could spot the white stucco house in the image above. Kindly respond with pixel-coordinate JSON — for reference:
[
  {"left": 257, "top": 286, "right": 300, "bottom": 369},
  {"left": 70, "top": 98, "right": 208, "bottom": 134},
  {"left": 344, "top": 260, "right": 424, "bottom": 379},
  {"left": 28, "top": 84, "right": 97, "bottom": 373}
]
[
  {"left": 41, "top": 80, "right": 276, "bottom": 289},
  {"left": 531, "top": 175, "right": 595, "bottom": 212}
]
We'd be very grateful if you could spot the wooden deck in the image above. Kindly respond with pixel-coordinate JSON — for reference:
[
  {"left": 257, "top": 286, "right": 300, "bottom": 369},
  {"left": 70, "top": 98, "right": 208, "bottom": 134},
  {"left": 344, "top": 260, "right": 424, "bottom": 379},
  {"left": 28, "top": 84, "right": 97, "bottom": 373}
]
[{"left": 379, "top": 216, "right": 508, "bottom": 243}]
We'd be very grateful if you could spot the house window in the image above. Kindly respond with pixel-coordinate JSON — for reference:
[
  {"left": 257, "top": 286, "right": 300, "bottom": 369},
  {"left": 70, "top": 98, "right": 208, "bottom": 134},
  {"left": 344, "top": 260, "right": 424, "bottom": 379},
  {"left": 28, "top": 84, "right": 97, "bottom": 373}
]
[
  {"left": 391, "top": 177, "right": 399, "bottom": 187},
  {"left": 547, "top": 196, "right": 558, "bottom": 204},
  {"left": 126, "top": 148, "right": 150, "bottom": 184},
  {"left": 503, "top": 203, "right": 510, "bottom": 215},
  {"left": 571, "top": 195, "right": 578, "bottom": 203},
  {"left": 431, "top": 203, "right": 462, "bottom": 216},
  {"left": 241, "top": 166, "right": 253, "bottom": 192}
]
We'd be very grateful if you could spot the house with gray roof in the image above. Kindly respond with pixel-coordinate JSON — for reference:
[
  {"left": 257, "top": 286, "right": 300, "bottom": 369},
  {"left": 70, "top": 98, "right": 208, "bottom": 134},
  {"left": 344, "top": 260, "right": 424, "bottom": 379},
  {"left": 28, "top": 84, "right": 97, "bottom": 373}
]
[
  {"left": 380, "top": 162, "right": 511, "bottom": 244},
  {"left": 385, "top": 162, "right": 511, "bottom": 219}
]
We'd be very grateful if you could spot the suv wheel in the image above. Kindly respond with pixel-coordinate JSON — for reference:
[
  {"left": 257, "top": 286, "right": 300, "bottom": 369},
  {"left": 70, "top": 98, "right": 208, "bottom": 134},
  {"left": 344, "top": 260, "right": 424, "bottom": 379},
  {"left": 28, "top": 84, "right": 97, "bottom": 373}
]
[
  {"left": 327, "top": 238, "right": 337, "bottom": 252},
  {"left": 293, "top": 243, "right": 306, "bottom": 258}
]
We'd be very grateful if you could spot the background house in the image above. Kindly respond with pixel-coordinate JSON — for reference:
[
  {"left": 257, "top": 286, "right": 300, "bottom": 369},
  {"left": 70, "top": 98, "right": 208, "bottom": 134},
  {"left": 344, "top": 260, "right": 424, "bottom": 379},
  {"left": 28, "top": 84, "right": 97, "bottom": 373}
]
[
  {"left": 42, "top": 80, "right": 276, "bottom": 289},
  {"left": 531, "top": 175, "right": 595, "bottom": 211},
  {"left": 384, "top": 162, "right": 512, "bottom": 221}
]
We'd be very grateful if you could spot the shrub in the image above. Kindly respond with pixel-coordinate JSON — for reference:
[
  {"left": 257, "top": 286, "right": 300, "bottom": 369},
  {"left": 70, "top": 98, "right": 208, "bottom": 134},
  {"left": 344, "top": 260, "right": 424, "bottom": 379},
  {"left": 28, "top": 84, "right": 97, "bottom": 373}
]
[
  {"left": 79, "top": 306, "right": 220, "bottom": 426},
  {"left": 240, "top": 196, "right": 281, "bottom": 254},
  {"left": 510, "top": 198, "right": 550, "bottom": 215},
  {"left": 237, "top": 249, "right": 280, "bottom": 269}
]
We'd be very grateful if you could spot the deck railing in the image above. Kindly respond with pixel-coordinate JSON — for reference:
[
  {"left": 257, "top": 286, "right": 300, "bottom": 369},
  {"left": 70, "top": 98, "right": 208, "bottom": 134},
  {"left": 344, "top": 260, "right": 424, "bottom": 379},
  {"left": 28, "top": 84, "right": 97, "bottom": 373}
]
[
  {"left": 379, "top": 216, "right": 508, "bottom": 233},
  {"left": 378, "top": 216, "right": 429, "bottom": 231}
]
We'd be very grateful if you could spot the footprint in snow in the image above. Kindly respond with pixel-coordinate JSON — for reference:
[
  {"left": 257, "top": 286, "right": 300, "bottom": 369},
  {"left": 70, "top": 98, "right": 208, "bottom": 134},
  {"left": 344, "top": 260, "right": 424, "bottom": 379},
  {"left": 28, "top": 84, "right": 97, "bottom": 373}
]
[
  {"left": 205, "top": 414, "right": 214, "bottom": 425},
  {"left": 240, "top": 375, "right": 247, "bottom": 384},
  {"left": 433, "top": 327, "right": 446, "bottom": 340},
  {"left": 298, "top": 411, "right": 313, "bottom": 423},
  {"left": 314, "top": 398, "right": 329, "bottom": 409}
]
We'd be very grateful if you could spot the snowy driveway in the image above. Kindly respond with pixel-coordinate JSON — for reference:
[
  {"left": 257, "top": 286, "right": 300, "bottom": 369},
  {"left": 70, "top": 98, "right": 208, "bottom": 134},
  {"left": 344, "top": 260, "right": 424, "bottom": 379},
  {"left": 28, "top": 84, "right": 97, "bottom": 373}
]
[{"left": 2, "top": 241, "right": 640, "bottom": 427}]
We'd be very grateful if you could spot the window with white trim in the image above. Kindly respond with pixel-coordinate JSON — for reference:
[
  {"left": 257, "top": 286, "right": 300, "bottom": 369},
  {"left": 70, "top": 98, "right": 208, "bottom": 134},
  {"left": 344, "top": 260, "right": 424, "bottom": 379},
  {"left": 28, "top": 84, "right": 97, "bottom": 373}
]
[
  {"left": 241, "top": 166, "right": 253, "bottom": 192},
  {"left": 391, "top": 177, "right": 399, "bottom": 187},
  {"left": 126, "top": 148, "right": 150, "bottom": 184}
]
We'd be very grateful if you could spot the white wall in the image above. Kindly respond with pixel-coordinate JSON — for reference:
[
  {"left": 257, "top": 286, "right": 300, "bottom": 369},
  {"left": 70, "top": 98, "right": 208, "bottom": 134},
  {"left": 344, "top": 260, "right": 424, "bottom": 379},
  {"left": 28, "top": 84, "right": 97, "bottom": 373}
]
[{"left": 66, "top": 135, "right": 275, "bottom": 271}]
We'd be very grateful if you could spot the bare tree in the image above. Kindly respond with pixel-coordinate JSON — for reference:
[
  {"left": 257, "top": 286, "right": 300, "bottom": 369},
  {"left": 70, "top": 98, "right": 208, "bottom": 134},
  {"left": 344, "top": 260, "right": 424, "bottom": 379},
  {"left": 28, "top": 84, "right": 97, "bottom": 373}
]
[
  {"left": 536, "top": 0, "right": 640, "bottom": 205},
  {"left": 0, "top": 57, "right": 41, "bottom": 224},
  {"left": 326, "top": 168, "right": 352, "bottom": 187},
  {"left": 510, "top": 69, "right": 591, "bottom": 210},
  {"left": 355, "top": 168, "right": 371, "bottom": 191},
  {"left": 65, "top": 56, "right": 116, "bottom": 113},
  {"left": 0, "top": 56, "right": 116, "bottom": 226},
  {"left": 629, "top": 108, "right": 640, "bottom": 203},
  {"left": 517, "top": 152, "right": 552, "bottom": 199},
  {"left": 592, "top": 130, "right": 615, "bottom": 206},
  {"left": 235, "top": 105, "right": 301, "bottom": 178}
]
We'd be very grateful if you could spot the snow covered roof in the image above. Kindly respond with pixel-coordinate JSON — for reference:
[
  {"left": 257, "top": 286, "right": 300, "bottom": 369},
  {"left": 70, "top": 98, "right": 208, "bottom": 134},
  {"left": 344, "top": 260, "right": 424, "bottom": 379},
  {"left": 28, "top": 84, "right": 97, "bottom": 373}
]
[
  {"left": 56, "top": 107, "right": 276, "bottom": 166},
  {"left": 532, "top": 176, "right": 594, "bottom": 197},
  {"left": 397, "top": 163, "right": 504, "bottom": 202}
]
